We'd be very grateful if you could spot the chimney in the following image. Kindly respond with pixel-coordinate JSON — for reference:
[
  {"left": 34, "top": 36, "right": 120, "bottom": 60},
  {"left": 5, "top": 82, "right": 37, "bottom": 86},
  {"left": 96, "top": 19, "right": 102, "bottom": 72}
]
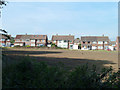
[{"left": 102, "top": 34, "right": 104, "bottom": 37}]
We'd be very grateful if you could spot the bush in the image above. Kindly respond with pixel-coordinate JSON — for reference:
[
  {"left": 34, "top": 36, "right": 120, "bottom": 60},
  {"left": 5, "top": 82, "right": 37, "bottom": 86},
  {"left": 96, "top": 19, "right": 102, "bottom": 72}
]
[
  {"left": 51, "top": 43, "right": 57, "bottom": 48},
  {"left": 25, "top": 45, "right": 30, "bottom": 48},
  {"left": 14, "top": 45, "right": 21, "bottom": 47},
  {"left": 2, "top": 57, "right": 120, "bottom": 88}
]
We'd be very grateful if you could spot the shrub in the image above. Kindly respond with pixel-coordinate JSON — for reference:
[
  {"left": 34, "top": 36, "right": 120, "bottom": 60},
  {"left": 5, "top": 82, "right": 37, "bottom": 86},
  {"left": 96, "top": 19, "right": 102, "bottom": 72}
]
[
  {"left": 51, "top": 43, "right": 57, "bottom": 48},
  {"left": 2, "top": 57, "right": 120, "bottom": 88},
  {"left": 14, "top": 45, "right": 21, "bottom": 47},
  {"left": 25, "top": 45, "right": 30, "bottom": 48}
]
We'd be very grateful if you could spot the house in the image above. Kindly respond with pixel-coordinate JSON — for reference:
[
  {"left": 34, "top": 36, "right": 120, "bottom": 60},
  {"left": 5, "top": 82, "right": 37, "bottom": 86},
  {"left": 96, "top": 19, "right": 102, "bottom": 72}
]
[
  {"left": 81, "top": 36, "right": 109, "bottom": 50},
  {"left": 14, "top": 34, "right": 48, "bottom": 47},
  {"left": 52, "top": 34, "right": 74, "bottom": 49},
  {"left": 108, "top": 41, "right": 116, "bottom": 51},
  {"left": 73, "top": 38, "right": 81, "bottom": 49},
  {"left": 0, "top": 34, "right": 11, "bottom": 47},
  {"left": 116, "top": 36, "right": 120, "bottom": 51},
  {"left": 74, "top": 38, "right": 81, "bottom": 45}
]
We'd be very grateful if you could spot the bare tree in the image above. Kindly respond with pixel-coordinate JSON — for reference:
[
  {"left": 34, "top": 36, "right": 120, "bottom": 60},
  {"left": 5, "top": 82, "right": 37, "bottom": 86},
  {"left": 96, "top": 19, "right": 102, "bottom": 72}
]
[{"left": 0, "top": 0, "right": 10, "bottom": 39}]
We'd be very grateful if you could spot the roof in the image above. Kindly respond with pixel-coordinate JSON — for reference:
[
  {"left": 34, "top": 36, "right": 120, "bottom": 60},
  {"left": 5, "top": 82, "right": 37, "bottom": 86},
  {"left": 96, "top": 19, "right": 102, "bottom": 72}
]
[
  {"left": 74, "top": 38, "right": 81, "bottom": 43},
  {"left": 15, "top": 35, "right": 47, "bottom": 40},
  {"left": 81, "top": 36, "right": 109, "bottom": 41},
  {"left": 52, "top": 35, "right": 74, "bottom": 41},
  {"left": 109, "top": 41, "right": 116, "bottom": 45},
  {"left": 0, "top": 34, "right": 11, "bottom": 39}
]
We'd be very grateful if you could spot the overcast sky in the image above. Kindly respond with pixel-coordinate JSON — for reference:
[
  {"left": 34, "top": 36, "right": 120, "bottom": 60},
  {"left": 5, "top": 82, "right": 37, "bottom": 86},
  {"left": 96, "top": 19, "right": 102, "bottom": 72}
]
[{"left": 1, "top": 2, "right": 118, "bottom": 40}]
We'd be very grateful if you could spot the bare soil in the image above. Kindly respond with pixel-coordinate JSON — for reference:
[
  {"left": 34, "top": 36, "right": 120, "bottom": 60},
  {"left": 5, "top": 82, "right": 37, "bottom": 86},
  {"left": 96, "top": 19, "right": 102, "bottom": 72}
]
[{"left": 2, "top": 48, "right": 118, "bottom": 71}]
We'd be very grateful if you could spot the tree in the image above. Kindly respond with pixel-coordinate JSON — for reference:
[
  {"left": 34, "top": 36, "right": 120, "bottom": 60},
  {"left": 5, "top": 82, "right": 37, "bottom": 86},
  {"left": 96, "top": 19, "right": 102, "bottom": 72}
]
[
  {"left": 0, "top": 0, "right": 7, "bottom": 17},
  {"left": 78, "top": 43, "right": 81, "bottom": 49},
  {"left": 10, "top": 37, "right": 15, "bottom": 44},
  {"left": 0, "top": 0, "right": 9, "bottom": 39}
]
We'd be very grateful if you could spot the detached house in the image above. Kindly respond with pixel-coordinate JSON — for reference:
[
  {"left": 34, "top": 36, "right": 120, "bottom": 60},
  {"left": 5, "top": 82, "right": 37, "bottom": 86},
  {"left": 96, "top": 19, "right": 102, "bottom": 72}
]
[
  {"left": 14, "top": 35, "right": 48, "bottom": 47},
  {"left": 0, "top": 34, "right": 11, "bottom": 47},
  {"left": 52, "top": 35, "right": 74, "bottom": 49},
  {"left": 81, "top": 36, "right": 109, "bottom": 50}
]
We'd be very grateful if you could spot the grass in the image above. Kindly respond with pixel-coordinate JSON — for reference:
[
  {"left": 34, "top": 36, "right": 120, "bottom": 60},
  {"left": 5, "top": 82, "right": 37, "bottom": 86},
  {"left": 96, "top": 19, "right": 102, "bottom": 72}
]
[{"left": 2, "top": 55, "right": 120, "bottom": 88}]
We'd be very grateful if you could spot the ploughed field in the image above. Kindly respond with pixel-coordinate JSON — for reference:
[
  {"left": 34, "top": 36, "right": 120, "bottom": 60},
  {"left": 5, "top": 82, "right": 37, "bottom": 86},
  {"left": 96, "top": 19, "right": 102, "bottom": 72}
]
[{"left": 2, "top": 48, "right": 118, "bottom": 72}]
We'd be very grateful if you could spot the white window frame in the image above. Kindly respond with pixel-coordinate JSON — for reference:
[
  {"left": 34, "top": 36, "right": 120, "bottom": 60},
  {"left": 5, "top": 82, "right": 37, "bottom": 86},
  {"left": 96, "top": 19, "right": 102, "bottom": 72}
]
[
  {"left": 42, "top": 40, "right": 45, "bottom": 42},
  {"left": 31, "top": 39, "right": 35, "bottom": 42},
  {"left": 92, "top": 41, "right": 97, "bottom": 44},
  {"left": 98, "top": 41, "right": 103, "bottom": 44},
  {"left": 98, "top": 46, "right": 103, "bottom": 49},
  {"left": 104, "top": 41, "right": 108, "bottom": 44}
]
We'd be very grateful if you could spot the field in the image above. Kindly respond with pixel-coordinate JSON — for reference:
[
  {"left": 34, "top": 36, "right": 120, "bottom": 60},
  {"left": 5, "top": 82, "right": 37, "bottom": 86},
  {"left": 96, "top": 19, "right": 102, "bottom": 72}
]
[{"left": 2, "top": 48, "right": 118, "bottom": 72}]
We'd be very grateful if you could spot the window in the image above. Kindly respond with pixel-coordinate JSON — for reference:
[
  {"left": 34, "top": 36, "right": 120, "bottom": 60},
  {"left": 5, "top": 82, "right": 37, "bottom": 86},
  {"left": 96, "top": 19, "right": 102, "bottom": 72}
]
[
  {"left": 105, "top": 46, "right": 108, "bottom": 49},
  {"left": 98, "top": 41, "right": 103, "bottom": 44},
  {"left": 42, "top": 40, "right": 45, "bottom": 42},
  {"left": 98, "top": 46, "right": 103, "bottom": 49},
  {"left": 70, "top": 45, "right": 73, "bottom": 48},
  {"left": 92, "top": 41, "right": 97, "bottom": 44},
  {"left": 26, "top": 39, "right": 30, "bottom": 42},
  {"left": 104, "top": 41, "right": 107, "bottom": 44},
  {"left": 2, "top": 39, "right": 5, "bottom": 41},
  {"left": 31, "top": 40, "right": 35, "bottom": 42},
  {"left": 22, "top": 39, "right": 26, "bottom": 42},
  {"left": 59, "top": 40, "right": 62, "bottom": 43},
  {"left": 88, "top": 41, "right": 90, "bottom": 44},
  {"left": 37, "top": 40, "right": 40, "bottom": 42},
  {"left": 31, "top": 44, "right": 35, "bottom": 46},
  {"left": 83, "top": 41, "right": 85, "bottom": 44},
  {"left": 64, "top": 40, "right": 67, "bottom": 42}
]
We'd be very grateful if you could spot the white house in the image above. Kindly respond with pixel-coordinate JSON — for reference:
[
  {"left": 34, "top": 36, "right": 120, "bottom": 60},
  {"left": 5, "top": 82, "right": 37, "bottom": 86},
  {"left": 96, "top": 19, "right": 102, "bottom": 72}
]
[{"left": 52, "top": 35, "right": 74, "bottom": 49}]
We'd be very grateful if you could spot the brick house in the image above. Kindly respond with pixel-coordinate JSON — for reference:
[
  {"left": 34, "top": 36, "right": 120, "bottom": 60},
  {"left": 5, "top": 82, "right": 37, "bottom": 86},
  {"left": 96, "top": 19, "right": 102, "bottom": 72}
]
[
  {"left": 14, "top": 35, "right": 48, "bottom": 47},
  {"left": 52, "top": 35, "right": 74, "bottom": 49},
  {"left": 0, "top": 34, "right": 11, "bottom": 47},
  {"left": 81, "top": 36, "right": 109, "bottom": 50}
]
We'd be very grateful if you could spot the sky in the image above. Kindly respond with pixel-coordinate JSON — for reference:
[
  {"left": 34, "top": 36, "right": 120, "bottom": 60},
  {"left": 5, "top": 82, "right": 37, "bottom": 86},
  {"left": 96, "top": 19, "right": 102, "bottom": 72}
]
[{"left": 1, "top": 2, "right": 118, "bottom": 40}]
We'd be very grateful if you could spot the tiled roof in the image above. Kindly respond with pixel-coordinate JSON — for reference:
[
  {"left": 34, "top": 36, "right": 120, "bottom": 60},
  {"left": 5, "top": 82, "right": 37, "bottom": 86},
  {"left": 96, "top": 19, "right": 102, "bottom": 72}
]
[
  {"left": 109, "top": 41, "right": 116, "bottom": 45},
  {"left": 74, "top": 38, "right": 81, "bottom": 43},
  {"left": 81, "top": 36, "right": 109, "bottom": 41},
  {"left": 15, "top": 35, "right": 47, "bottom": 40},
  {"left": 52, "top": 35, "right": 74, "bottom": 41}
]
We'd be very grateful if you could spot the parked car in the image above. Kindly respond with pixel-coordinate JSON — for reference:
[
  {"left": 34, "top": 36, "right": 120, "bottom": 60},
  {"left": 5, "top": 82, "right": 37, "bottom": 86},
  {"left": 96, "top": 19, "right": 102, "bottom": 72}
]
[
  {"left": 10, "top": 44, "right": 14, "bottom": 47},
  {"left": 107, "top": 49, "right": 111, "bottom": 51}
]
